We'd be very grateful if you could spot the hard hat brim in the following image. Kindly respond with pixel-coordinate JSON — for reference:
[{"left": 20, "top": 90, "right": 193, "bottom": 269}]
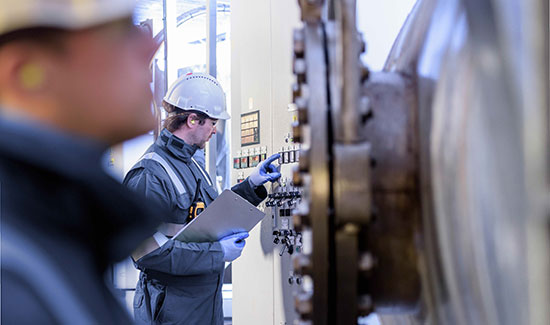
[
  {"left": 215, "top": 111, "right": 231, "bottom": 120},
  {"left": 0, "top": 0, "right": 136, "bottom": 36}
]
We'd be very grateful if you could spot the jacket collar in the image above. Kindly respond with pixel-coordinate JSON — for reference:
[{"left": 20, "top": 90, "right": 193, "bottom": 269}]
[
  {"left": 0, "top": 116, "right": 106, "bottom": 179},
  {"left": 0, "top": 115, "right": 161, "bottom": 270},
  {"left": 156, "top": 128, "right": 199, "bottom": 163}
]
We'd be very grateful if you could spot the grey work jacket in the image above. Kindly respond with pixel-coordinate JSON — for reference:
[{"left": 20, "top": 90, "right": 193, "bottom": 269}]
[{"left": 123, "top": 128, "right": 267, "bottom": 325}]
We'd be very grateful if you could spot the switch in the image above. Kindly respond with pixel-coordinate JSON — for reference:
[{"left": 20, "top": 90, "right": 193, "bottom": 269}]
[
  {"left": 289, "top": 146, "right": 295, "bottom": 163},
  {"left": 250, "top": 154, "right": 261, "bottom": 167},
  {"left": 240, "top": 156, "right": 249, "bottom": 168},
  {"left": 283, "top": 149, "right": 289, "bottom": 164}
]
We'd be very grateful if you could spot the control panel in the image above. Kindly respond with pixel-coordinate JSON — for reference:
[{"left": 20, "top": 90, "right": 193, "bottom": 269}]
[
  {"left": 268, "top": 178, "right": 303, "bottom": 256},
  {"left": 232, "top": 107, "right": 304, "bottom": 292}
]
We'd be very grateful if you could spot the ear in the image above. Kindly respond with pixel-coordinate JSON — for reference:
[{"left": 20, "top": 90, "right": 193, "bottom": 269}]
[
  {"left": 187, "top": 113, "right": 198, "bottom": 128},
  {"left": 0, "top": 45, "right": 50, "bottom": 95},
  {"left": 17, "top": 61, "right": 46, "bottom": 91}
]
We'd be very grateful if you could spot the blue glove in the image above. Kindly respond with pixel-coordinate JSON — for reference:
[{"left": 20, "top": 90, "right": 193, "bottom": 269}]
[
  {"left": 249, "top": 153, "right": 281, "bottom": 187},
  {"left": 220, "top": 232, "right": 249, "bottom": 262}
]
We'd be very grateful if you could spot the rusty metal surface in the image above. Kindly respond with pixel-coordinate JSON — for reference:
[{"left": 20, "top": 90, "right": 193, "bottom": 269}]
[
  {"left": 332, "top": 0, "right": 361, "bottom": 143},
  {"left": 303, "top": 23, "right": 331, "bottom": 324},
  {"left": 361, "top": 73, "right": 418, "bottom": 192},
  {"left": 333, "top": 144, "right": 371, "bottom": 224},
  {"left": 335, "top": 224, "right": 360, "bottom": 322},
  {"left": 330, "top": 1, "right": 374, "bottom": 322},
  {"left": 291, "top": 20, "right": 332, "bottom": 324},
  {"left": 360, "top": 71, "right": 422, "bottom": 314},
  {"left": 292, "top": 1, "right": 375, "bottom": 323},
  {"left": 293, "top": 1, "right": 425, "bottom": 323},
  {"left": 332, "top": 143, "right": 372, "bottom": 321}
]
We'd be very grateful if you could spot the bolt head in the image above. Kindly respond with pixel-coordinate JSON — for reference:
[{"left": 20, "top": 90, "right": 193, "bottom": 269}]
[
  {"left": 359, "top": 252, "right": 376, "bottom": 271},
  {"left": 295, "top": 293, "right": 313, "bottom": 315}
]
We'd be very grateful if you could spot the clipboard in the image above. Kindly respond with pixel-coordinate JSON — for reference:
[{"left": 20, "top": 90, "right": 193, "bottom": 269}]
[{"left": 173, "top": 189, "right": 266, "bottom": 243}]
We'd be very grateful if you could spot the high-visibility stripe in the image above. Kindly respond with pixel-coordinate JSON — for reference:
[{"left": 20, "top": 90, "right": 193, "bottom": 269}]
[
  {"left": 140, "top": 152, "right": 186, "bottom": 195},
  {"left": 191, "top": 157, "right": 213, "bottom": 187}
]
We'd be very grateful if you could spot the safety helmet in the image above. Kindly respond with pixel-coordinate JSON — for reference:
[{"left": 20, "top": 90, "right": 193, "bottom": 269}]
[
  {"left": 163, "top": 73, "right": 230, "bottom": 120},
  {"left": 0, "top": 0, "right": 135, "bottom": 36}
]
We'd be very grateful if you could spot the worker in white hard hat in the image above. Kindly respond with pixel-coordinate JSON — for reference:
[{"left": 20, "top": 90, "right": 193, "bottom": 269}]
[
  {"left": 124, "top": 73, "right": 281, "bottom": 325},
  {"left": 0, "top": 0, "right": 162, "bottom": 324}
]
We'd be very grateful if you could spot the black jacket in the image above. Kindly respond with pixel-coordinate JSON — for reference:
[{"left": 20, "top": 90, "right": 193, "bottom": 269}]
[{"left": 0, "top": 118, "right": 161, "bottom": 324}]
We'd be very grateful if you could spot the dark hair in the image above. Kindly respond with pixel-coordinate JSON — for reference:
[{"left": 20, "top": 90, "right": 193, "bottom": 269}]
[
  {"left": 0, "top": 27, "right": 69, "bottom": 51},
  {"left": 162, "top": 101, "right": 209, "bottom": 132}
]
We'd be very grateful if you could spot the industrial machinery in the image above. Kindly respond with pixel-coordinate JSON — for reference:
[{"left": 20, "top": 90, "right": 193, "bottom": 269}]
[
  {"left": 106, "top": 0, "right": 548, "bottom": 322},
  {"left": 111, "top": 0, "right": 548, "bottom": 323},
  {"left": 228, "top": 0, "right": 549, "bottom": 323},
  {"left": 286, "top": 0, "right": 549, "bottom": 324}
]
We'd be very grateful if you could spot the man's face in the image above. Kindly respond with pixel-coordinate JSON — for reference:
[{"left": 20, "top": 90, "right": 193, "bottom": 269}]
[
  {"left": 50, "top": 17, "right": 157, "bottom": 144},
  {"left": 194, "top": 117, "right": 218, "bottom": 149}
]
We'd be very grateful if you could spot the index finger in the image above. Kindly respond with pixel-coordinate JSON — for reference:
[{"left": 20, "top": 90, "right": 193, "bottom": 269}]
[
  {"left": 264, "top": 153, "right": 280, "bottom": 165},
  {"left": 233, "top": 232, "right": 249, "bottom": 241}
]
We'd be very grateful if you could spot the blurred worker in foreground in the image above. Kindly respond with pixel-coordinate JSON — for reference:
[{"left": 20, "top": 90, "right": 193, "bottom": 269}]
[
  {"left": 0, "top": 0, "right": 162, "bottom": 324},
  {"left": 124, "top": 73, "right": 281, "bottom": 325}
]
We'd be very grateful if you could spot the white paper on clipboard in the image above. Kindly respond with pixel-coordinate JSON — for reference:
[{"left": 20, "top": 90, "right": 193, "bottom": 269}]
[{"left": 173, "top": 189, "right": 266, "bottom": 243}]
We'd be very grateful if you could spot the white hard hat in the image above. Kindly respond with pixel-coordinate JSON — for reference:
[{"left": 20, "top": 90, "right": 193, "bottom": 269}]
[
  {"left": 0, "top": 0, "right": 135, "bottom": 36},
  {"left": 163, "top": 73, "right": 230, "bottom": 120}
]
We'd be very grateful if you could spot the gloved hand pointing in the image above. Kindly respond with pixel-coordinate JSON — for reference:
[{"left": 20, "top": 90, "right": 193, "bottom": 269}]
[
  {"left": 220, "top": 232, "right": 249, "bottom": 262},
  {"left": 249, "top": 153, "right": 281, "bottom": 187}
]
